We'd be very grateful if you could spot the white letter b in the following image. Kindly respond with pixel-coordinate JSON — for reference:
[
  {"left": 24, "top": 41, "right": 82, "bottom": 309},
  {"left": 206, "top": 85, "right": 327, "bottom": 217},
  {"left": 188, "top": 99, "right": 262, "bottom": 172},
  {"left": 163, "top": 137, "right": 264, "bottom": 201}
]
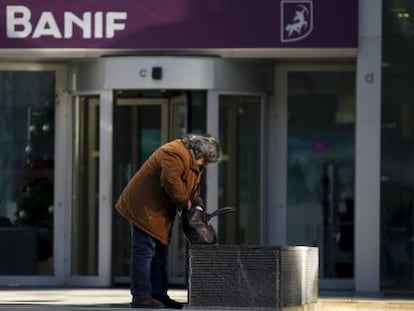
[{"left": 7, "top": 5, "right": 32, "bottom": 38}]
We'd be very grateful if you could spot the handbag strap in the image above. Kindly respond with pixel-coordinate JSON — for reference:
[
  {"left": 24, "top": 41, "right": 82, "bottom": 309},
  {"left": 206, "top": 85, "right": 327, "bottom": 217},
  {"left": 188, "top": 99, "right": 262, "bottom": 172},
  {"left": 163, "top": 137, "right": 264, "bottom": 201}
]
[{"left": 206, "top": 206, "right": 237, "bottom": 220}]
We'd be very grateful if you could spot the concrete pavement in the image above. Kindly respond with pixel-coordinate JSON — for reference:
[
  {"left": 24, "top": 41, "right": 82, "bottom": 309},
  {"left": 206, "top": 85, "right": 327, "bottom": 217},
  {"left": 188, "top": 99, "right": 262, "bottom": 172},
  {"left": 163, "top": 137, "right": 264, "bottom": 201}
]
[
  {"left": 1, "top": 288, "right": 414, "bottom": 310},
  {"left": 0, "top": 288, "right": 187, "bottom": 310}
]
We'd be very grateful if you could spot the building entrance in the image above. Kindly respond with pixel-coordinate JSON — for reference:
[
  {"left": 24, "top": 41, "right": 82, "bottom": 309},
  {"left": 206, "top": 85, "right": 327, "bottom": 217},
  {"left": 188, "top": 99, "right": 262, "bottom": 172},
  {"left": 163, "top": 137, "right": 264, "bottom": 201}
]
[{"left": 67, "top": 56, "right": 271, "bottom": 287}]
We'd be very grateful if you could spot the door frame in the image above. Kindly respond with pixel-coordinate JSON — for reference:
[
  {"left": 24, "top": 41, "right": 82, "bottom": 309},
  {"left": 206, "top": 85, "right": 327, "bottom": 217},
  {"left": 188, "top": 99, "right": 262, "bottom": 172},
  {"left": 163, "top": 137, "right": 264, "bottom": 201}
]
[
  {"left": 67, "top": 90, "right": 113, "bottom": 286},
  {"left": 272, "top": 63, "right": 356, "bottom": 290}
]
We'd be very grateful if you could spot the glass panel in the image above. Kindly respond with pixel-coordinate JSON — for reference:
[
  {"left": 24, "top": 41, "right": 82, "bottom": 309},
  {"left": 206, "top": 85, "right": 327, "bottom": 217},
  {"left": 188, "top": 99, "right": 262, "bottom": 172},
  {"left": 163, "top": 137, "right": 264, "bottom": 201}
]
[
  {"left": 112, "top": 99, "right": 163, "bottom": 278},
  {"left": 286, "top": 71, "right": 355, "bottom": 279},
  {"left": 187, "top": 91, "right": 206, "bottom": 135},
  {"left": 381, "top": 0, "right": 414, "bottom": 291},
  {"left": 71, "top": 96, "right": 99, "bottom": 275},
  {"left": 170, "top": 95, "right": 188, "bottom": 139},
  {"left": 218, "top": 95, "right": 262, "bottom": 244},
  {"left": 0, "top": 71, "right": 55, "bottom": 275}
]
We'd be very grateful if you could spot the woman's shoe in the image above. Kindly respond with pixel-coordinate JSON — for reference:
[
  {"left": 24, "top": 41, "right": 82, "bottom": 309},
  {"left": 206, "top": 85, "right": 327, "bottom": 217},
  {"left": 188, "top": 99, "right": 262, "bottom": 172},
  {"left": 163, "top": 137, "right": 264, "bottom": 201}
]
[
  {"left": 131, "top": 297, "right": 165, "bottom": 308},
  {"left": 156, "top": 296, "right": 184, "bottom": 309}
]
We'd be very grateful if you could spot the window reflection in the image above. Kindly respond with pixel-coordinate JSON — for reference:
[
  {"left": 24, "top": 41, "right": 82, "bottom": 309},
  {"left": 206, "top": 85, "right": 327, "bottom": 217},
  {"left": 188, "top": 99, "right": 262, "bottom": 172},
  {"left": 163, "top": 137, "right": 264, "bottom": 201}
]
[
  {"left": 286, "top": 71, "right": 355, "bottom": 279},
  {"left": 0, "top": 71, "right": 55, "bottom": 275}
]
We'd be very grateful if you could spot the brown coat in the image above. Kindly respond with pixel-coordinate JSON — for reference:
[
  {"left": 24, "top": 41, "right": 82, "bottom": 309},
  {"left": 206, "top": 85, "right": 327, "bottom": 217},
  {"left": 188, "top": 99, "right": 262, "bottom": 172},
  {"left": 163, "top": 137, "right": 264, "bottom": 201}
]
[{"left": 115, "top": 139, "right": 204, "bottom": 245}]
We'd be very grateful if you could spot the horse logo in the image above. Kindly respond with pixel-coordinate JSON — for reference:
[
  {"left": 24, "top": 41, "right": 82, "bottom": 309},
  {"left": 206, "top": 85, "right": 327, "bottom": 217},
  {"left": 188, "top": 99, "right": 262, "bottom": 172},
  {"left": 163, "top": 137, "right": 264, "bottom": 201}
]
[{"left": 281, "top": 0, "right": 313, "bottom": 43}]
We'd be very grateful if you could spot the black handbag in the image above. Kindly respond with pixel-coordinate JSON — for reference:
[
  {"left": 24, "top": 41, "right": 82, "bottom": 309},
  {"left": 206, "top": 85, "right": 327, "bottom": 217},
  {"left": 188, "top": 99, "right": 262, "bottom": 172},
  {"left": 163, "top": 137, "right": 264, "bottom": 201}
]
[{"left": 181, "top": 205, "right": 236, "bottom": 244}]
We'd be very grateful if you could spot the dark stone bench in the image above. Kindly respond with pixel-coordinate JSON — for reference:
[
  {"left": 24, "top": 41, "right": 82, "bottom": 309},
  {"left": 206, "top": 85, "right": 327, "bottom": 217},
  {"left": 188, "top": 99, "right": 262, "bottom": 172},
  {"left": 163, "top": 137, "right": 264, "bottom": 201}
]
[{"left": 188, "top": 245, "right": 318, "bottom": 310}]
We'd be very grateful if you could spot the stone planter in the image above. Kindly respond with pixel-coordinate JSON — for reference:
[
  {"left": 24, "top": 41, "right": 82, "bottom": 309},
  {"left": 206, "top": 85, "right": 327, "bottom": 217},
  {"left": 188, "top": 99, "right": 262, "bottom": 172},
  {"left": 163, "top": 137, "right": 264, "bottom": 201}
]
[{"left": 188, "top": 245, "right": 318, "bottom": 309}]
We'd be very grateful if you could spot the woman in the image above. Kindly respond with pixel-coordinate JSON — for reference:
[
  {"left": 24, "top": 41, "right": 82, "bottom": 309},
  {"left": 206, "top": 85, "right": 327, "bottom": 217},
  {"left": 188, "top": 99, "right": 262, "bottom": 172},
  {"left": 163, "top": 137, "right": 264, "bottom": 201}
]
[{"left": 115, "top": 134, "right": 221, "bottom": 309}]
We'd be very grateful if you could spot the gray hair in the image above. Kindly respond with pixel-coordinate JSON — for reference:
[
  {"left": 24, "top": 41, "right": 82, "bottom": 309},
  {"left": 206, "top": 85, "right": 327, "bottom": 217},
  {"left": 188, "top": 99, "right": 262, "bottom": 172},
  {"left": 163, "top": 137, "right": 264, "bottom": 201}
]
[{"left": 182, "top": 134, "right": 222, "bottom": 163}]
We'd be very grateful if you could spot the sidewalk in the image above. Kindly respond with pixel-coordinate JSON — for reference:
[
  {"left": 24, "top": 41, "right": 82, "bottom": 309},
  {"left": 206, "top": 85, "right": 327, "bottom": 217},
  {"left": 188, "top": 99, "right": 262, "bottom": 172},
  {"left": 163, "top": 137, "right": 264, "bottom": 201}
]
[{"left": 1, "top": 288, "right": 414, "bottom": 311}]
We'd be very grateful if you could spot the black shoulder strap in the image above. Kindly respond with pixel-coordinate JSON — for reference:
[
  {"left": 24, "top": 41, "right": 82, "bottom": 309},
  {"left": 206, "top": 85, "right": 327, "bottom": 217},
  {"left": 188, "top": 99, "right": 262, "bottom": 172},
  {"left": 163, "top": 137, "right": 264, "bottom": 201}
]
[{"left": 206, "top": 206, "right": 237, "bottom": 220}]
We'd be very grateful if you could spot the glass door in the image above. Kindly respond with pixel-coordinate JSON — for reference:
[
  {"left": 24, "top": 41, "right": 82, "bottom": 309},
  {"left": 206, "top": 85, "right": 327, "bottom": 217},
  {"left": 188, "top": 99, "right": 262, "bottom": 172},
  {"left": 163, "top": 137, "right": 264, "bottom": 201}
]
[
  {"left": 71, "top": 96, "right": 100, "bottom": 277},
  {"left": 168, "top": 94, "right": 188, "bottom": 284},
  {"left": 207, "top": 92, "right": 264, "bottom": 245},
  {"left": 70, "top": 90, "right": 113, "bottom": 287},
  {"left": 168, "top": 91, "right": 207, "bottom": 284},
  {"left": 276, "top": 65, "right": 356, "bottom": 289},
  {"left": 112, "top": 90, "right": 207, "bottom": 285},
  {"left": 112, "top": 94, "right": 169, "bottom": 283}
]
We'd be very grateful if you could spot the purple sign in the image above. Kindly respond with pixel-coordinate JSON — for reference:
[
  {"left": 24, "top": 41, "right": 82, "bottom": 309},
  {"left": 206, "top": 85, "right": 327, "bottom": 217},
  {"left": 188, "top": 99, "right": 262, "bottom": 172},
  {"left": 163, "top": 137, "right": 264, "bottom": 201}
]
[{"left": 0, "top": 0, "right": 358, "bottom": 49}]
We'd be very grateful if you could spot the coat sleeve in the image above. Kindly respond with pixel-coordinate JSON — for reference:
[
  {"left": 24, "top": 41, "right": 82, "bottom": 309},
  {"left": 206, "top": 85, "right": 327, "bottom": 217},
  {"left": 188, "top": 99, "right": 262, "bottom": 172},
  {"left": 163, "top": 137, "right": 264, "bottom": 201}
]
[{"left": 159, "top": 149, "right": 193, "bottom": 206}]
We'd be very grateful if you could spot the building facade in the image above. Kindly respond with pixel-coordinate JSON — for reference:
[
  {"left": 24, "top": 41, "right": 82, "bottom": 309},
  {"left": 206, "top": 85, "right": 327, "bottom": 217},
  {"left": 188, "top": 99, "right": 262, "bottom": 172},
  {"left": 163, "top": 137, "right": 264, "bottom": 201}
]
[{"left": 0, "top": 0, "right": 409, "bottom": 294}]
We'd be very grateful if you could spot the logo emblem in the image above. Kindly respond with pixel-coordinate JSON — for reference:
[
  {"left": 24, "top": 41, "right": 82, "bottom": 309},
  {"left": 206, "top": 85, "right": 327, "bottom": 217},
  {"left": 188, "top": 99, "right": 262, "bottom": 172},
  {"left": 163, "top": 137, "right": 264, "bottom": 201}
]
[{"left": 281, "top": 0, "right": 313, "bottom": 43}]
